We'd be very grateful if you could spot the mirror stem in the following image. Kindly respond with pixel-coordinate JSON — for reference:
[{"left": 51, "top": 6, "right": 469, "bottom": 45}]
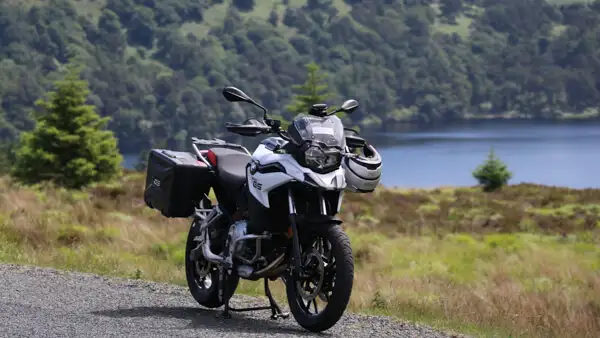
[
  {"left": 252, "top": 101, "right": 268, "bottom": 120},
  {"left": 327, "top": 108, "right": 341, "bottom": 116}
]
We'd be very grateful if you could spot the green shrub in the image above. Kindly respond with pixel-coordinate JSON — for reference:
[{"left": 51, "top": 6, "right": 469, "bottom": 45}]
[
  {"left": 11, "top": 63, "right": 122, "bottom": 189},
  {"left": 472, "top": 148, "right": 512, "bottom": 192}
]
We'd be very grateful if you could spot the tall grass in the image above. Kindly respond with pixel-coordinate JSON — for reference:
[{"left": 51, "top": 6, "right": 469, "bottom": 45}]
[{"left": 0, "top": 174, "right": 598, "bottom": 337}]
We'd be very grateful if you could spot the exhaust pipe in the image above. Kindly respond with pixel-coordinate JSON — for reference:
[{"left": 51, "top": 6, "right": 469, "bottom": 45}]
[
  {"left": 199, "top": 206, "right": 223, "bottom": 232},
  {"left": 236, "top": 252, "right": 287, "bottom": 280},
  {"left": 253, "top": 252, "right": 286, "bottom": 277},
  {"left": 202, "top": 231, "right": 225, "bottom": 264},
  {"left": 190, "top": 206, "right": 227, "bottom": 264}
]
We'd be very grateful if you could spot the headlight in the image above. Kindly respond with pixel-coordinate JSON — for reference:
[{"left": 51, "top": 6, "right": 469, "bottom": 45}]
[{"left": 304, "top": 146, "right": 341, "bottom": 172}]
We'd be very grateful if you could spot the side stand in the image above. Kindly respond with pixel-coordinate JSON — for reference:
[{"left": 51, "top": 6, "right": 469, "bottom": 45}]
[{"left": 221, "top": 275, "right": 290, "bottom": 320}]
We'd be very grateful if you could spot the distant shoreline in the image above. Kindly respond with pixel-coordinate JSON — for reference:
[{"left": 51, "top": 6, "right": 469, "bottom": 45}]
[
  {"left": 381, "top": 114, "right": 600, "bottom": 132},
  {"left": 115, "top": 117, "right": 600, "bottom": 154}
]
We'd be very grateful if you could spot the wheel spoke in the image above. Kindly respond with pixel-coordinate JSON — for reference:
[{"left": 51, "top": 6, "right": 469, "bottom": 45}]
[{"left": 294, "top": 234, "right": 338, "bottom": 316}]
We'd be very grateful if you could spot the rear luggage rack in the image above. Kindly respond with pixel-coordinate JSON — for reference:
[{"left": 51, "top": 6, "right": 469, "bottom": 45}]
[{"left": 191, "top": 137, "right": 251, "bottom": 169}]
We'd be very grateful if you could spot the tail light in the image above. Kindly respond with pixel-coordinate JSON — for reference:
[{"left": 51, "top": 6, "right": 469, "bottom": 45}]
[{"left": 206, "top": 150, "right": 217, "bottom": 167}]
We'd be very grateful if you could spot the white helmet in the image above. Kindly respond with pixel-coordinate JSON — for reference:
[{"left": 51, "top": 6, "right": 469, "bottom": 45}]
[{"left": 342, "top": 142, "right": 382, "bottom": 193}]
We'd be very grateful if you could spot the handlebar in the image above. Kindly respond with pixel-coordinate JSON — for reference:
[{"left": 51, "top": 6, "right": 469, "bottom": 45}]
[
  {"left": 225, "top": 117, "right": 367, "bottom": 153},
  {"left": 225, "top": 118, "right": 294, "bottom": 142},
  {"left": 264, "top": 118, "right": 292, "bottom": 142}
]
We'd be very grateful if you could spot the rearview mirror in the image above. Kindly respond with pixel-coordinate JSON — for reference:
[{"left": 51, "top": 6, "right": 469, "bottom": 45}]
[
  {"left": 340, "top": 99, "right": 358, "bottom": 113},
  {"left": 222, "top": 86, "right": 253, "bottom": 103}
]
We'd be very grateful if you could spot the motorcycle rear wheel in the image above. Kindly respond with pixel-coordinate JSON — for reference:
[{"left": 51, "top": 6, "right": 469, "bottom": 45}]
[{"left": 185, "top": 200, "right": 239, "bottom": 308}]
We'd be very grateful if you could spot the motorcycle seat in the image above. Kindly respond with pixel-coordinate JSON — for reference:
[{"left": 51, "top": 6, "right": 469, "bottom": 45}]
[{"left": 209, "top": 147, "right": 250, "bottom": 193}]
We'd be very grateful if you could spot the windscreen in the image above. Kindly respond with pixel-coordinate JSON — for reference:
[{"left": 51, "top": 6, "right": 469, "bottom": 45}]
[{"left": 288, "top": 114, "right": 346, "bottom": 148}]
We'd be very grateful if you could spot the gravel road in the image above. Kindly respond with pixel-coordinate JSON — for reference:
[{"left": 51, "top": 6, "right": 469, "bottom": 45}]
[{"left": 0, "top": 264, "right": 461, "bottom": 338}]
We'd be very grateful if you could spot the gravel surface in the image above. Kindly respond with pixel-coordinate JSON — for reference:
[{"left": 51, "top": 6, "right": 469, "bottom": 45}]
[{"left": 0, "top": 264, "right": 463, "bottom": 338}]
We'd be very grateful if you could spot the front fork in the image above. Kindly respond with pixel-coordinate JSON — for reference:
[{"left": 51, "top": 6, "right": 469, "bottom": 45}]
[
  {"left": 287, "top": 188, "right": 329, "bottom": 279},
  {"left": 287, "top": 189, "right": 303, "bottom": 279}
]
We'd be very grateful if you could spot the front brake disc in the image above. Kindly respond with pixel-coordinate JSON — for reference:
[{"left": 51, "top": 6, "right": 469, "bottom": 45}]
[{"left": 295, "top": 248, "right": 325, "bottom": 302}]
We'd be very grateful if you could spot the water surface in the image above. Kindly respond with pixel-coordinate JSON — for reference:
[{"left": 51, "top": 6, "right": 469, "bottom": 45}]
[
  {"left": 367, "top": 121, "right": 600, "bottom": 189},
  {"left": 123, "top": 121, "right": 600, "bottom": 189}
]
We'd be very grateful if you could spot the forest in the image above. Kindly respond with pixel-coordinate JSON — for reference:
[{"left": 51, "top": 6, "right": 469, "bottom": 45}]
[{"left": 1, "top": 0, "right": 600, "bottom": 152}]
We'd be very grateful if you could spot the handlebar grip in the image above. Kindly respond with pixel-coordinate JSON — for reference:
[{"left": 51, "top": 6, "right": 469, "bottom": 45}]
[{"left": 225, "top": 121, "right": 273, "bottom": 137}]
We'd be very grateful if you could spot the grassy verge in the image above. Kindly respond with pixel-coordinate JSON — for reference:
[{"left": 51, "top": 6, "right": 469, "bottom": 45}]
[{"left": 0, "top": 174, "right": 598, "bottom": 337}]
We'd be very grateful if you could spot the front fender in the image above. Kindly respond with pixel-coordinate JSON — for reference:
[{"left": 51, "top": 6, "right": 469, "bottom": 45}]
[
  {"left": 296, "top": 214, "right": 343, "bottom": 228},
  {"left": 295, "top": 215, "right": 344, "bottom": 247}
]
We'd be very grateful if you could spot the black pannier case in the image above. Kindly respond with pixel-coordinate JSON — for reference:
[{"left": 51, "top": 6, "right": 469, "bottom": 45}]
[{"left": 143, "top": 149, "right": 212, "bottom": 218}]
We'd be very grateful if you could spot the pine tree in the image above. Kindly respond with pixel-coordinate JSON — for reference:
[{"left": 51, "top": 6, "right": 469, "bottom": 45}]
[
  {"left": 286, "top": 62, "right": 333, "bottom": 116},
  {"left": 12, "top": 63, "right": 122, "bottom": 189},
  {"left": 472, "top": 148, "right": 512, "bottom": 192}
]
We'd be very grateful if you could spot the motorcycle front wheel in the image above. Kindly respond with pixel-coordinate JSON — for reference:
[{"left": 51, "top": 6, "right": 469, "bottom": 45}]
[{"left": 285, "top": 224, "right": 354, "bottom": 332}]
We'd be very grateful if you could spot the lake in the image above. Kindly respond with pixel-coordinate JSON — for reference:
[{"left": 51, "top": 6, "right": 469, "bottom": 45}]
[{"left": 123, "top": 121, "right": 600, "bottom": 189}]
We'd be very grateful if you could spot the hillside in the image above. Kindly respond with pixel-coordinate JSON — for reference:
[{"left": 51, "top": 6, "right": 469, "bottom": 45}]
[{"left": 2, "top": 0, "right": 600, "bottom": 152}]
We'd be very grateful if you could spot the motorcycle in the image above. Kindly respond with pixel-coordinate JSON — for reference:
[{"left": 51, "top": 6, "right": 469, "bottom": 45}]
[{"left": 143, "top": 86, "right": 380, "bottom": 332}]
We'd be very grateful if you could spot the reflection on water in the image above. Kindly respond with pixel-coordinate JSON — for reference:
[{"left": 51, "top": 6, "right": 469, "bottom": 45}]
[{"left": 123, "top": 121, "right": 600, "bottom": 189}]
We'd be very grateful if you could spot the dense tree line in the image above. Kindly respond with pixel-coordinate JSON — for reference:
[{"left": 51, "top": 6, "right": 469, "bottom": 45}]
[{"left": 1, "top": 0, "right": 600, "bottom": 153}]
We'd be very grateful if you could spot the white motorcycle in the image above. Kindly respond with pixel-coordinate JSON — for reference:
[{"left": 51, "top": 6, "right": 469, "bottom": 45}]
[{"left": 143, "top": 86, "right": 382, "bottom": 332}]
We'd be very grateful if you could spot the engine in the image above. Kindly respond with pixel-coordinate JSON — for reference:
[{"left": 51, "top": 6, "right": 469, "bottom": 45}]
[{"left": 227, "top": 220, "right": 250, "bottom": 260}]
